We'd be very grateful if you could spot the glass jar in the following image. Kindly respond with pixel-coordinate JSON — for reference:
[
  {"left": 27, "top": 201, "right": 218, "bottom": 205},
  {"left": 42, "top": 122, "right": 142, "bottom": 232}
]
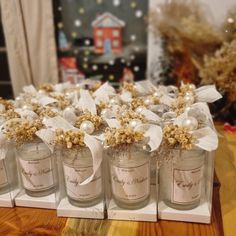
[
  {"left": 62, "top": 147, "right": 103, "bottom": 207},
  {"left": 108, "top": 144, "right": 151, "bottom": 209},
  {"left": 16, "top": 140, "right": 55, "bottom": 197},
  {"left": 159, "top": 148, "right": 205, "bottom": 210},
  {"left": 0, "top": 159, "right": 9, "bottom": 194}
]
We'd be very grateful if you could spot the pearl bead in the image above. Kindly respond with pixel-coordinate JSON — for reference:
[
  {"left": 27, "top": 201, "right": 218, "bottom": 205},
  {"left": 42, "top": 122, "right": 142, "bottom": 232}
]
[
  {"left": 182, "top": 116, "right": 198, "bottom": 131},
  {"left": 38, "top": 89, "right": 45, "bottom": 94},
  {"left": 144, "top": 98, "right": 153, "bottom": 106},
  {"left": 153, "top": 91, "right": 159, "bottom": 97},
  {"left": 101, "top": 108, "right": 113, "bottom": 119},
  {"left": 110, "top": 97, "right": 120, "bottom": 105},
  {"left": 22, "top": 104, "right": 31, "bottom": 110},
  {"left": 184, "top": 94, "right": 195, "bottom": 105},
  {"left": 80, "top": 121, "right": 95, "bottom": 134},
  {"left": 189, "top": 84, "right": 196, "bottom": 90},
  {"left": 42, "top": 117, "right": 48, "bottom": 123},
  {"left": 135, "top": 106, "right": 145, "bottom": 113},
  {"left": 65, "top": 106, "right": 73, "bottom": 112},
  {"left": 185, "top": 106, "right": 191, "bottom": 112},
  {"left": 185, "top": 91, "right": 194, "bottom": 97},
  {"left": 129, "top": 119, "right": 142, "bottom": 129},
  {"left": 16, "top": 96, "right": 21, "bottom": 101}
]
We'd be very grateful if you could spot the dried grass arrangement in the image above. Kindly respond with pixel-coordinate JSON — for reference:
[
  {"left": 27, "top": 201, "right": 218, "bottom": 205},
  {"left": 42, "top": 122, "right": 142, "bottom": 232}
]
[{"left": 149, "top": 0, "right": 236, "bottom": 121}]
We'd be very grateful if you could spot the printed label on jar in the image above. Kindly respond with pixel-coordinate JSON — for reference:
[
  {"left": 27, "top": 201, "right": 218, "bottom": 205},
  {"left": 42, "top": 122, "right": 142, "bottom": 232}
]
[
  {"left": 0, "top": 160, "right": 8, "bottom": 187},
  {"left": 171, "top": 165, "right": 204, "bottom": 204},
  {"left": 111, "top": 162, "right": 150, "bottom": 201},
  {"left": 63, "top": 164, "right": 102, "bottom": 200},
  {"left": 19, "top": 156, "right": 54, "bottom": 191}
]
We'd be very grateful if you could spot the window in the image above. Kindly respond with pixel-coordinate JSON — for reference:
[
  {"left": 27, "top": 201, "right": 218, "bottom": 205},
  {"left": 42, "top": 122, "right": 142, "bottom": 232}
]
[
  {"left": 96, "top": 30, "right": 103, "bottom": 37},
  {"left": 0, "top": 18, "right": 13, "bottom": 98},
  {"left": 96, "top": 40, "right": 103, "bottom": 47},
  {"left": 113, "top": 40, "right": 119, "bottom": 48},
  {"left": 112, "top": 30, "right": 120, "bottom": 37}
]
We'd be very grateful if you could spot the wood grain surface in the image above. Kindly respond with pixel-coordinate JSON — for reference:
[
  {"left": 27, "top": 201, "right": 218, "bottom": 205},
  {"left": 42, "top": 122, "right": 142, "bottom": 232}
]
[
  {"left": 0, "top": 125, "right": 225, "bottom": 236},
  {"left": 0, "top": 174, "right": 223, "bottom": 236}
]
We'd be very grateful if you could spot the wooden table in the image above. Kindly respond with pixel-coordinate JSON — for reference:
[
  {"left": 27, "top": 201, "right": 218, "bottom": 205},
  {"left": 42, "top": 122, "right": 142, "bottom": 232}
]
[{"left": 0, "top": 175, "right": 223, "bottom": 236}]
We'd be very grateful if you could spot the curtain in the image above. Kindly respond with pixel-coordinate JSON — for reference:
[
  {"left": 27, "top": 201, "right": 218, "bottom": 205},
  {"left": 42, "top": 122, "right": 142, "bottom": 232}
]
[{"left": 0, "top": 0, "right": 59, "bottom": 97}]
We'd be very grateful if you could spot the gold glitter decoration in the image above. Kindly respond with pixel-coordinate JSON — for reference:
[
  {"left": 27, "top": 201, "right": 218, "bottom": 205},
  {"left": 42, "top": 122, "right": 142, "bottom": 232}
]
[
  {"left": 97, "top": 102, "right": 108, "bottom": 115},
  {"left": 104, "top": 127, "right": 144, "bottom": 147},
  {"left": 171, "top": 96, "right": 187, "bottom": 115},
  {"left": 55, "top": 129, "right": 85, "bottom": 149},
  {"left": 122, "top": 82, "right": 138, "bottom": 97},
  {"left": 130, "top": 98, "right": 146, "bottom": 110},
  {"left": 50, "top": 95, "right": 71, "bottom": 110},
  {"left": 2, "top": 110, "right": 20, "bottom": 120},
  {"left": 179, "top": 84, "right": 195, "bottom": 96},
  {"left": 152, "top": 95, "right": 160, "bottom": 105},
  {"left": 118, "top": 110, "right": 145, "bottom": 126},
  {"left": 39, "top": 83, "right": 54, "bottom": 93},
  {"left": 4, "top": 119, "right": 43, "bottom": 144},
  {"left": 32, "top": 103, "right": 57, "bottom": 118},
  {"left": 0, "top": 97, "right": 14, "bottom": 111},
  {"left": 163, "top": 124, "right": 195, "bottom": 150},
  {"left": 75, "top": 112, "right": 102, "bottom": 130}
]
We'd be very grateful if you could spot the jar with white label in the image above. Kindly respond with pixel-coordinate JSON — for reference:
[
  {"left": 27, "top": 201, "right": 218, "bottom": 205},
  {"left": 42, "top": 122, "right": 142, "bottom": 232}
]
[
  {"left": 108, "top": 144, "right": 151, "bottom": 209},
  {"left": 159, "top": 148, "right": 205, "bottom": 210},
  {"left": 62, "top": 147, "right": 103, "bottom": 207},
  {"left": 16, "top": 140, "right": 55, "bottom": 197},
  {"left": 0, "top": 159, "right": 9, "bottom": 194}
]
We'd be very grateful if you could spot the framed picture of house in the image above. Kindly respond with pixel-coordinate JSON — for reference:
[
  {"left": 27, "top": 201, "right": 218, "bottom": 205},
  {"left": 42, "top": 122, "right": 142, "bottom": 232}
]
[{"left": 54, "top": 0, "right": 150, "bottom": 85}]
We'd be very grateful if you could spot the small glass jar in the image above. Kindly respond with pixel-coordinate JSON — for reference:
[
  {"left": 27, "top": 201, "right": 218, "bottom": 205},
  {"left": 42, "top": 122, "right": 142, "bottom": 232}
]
[
  {"left": 62, "top": 147, "right": 103, "bottom": 207},
  {"left": 159, "top": 148, "right": 205, "bottom": 210},
  {"left": 16, "top": 140, "right": 55, "bottom": 197},
  {"left": 0, "top": 159, "right": 9, "bottom": 194},
  {"left": 108, "top": 144, "right": 151, "bottom": 209}
]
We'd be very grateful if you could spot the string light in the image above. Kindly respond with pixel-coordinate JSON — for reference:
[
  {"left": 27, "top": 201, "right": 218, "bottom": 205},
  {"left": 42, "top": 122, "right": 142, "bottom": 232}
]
[
  {"left": 130, "top": 2, "right": 137, "bottom": 8},
  {"left": 130, "top": 34, "right": 136, "bottom": 41},
  {"left": 84, "top": 40, "right": 90, "bottom": 46},
  {"left": 109, "top": 75, "right": 115, "bottom": 80},
  {"left": 79, "top": 8, "right": 85, "bottom": 14},
  {"left": 74, "top": 19, "right": 82, "bottom": 27},
  {"left": 113, "top": 0, "right": 120, "bottom": 7},
  {"left": 92, "top": 65, "right": 98, "bottom": 71},
  {"left": 135, "top": 10, "right": 143, "bottom": 18},
  {"left": 57, "top": 22, "right": 63, "bottom": 29},
  {"left": 71, "top": 32, "right": 77, "bottom": 38}
]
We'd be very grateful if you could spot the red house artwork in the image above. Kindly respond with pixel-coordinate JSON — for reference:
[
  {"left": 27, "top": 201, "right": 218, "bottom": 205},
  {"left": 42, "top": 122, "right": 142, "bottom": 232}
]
[{"left": 92, "top": 12, "right": 125, "bottom": 54}]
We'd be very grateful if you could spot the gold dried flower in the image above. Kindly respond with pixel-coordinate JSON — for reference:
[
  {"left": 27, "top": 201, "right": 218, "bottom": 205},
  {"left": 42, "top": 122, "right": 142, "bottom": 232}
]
[
  {"left": 50, "top": 94, "right": 71, "bottom": 110},
  {"left": 179, "top": 84, "right": 195, "bottom": 96},
  {"left": 32, "top": 103, "right": 57, "bottom": 118},
  {"left": 4, "top": 119, "right": 43, "bottom": 144},
  {"left": 163, "top": 124, "right": 195, "bottom": 150},
  {"left": 97, "top": 102, "right": 108, "bottom": 115},
  {"left": 130, "top": 98, "right": 146, "bottom": 110},
  {"left": 0, "top": 97, "right": 14, "bottom": 111},
  {"left": 75, "top": 112, "right": 102, "bottom": 130},
  {"left": 104, "top": 127, "right": 144, "bottom": 147},
  {"left": 55, "top": 129, "right": 85, "bottom": 148},
  {"left": 171, "top": 96, "right": 187, "bottom": 115},
  {"left": 39, "top": 83, "right": 54, "bottom": 93},
  {"left": 118, "top": 110, "right": 145, "bottom": 126},
  {"left": 1, "top": 109, "right": 20, "bottom": 120},
  {"left": 122, "top": 82, "right": 138, "bottom": 97}
]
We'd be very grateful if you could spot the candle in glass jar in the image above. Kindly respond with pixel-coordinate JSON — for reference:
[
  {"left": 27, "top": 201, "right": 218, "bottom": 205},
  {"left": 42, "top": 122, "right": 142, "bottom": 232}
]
[
  {"left": 159, "top": 148, "right": 205, "bottom": 210},
  {"left": 17, "top": 140, "right": 55, "bottom": 197},
  {"left": 62, "top": 147, "right": 103, "bottom": 207},
  {"left": 0, "top": 159, "right": 9, "bottom": 194},
  {"left": 108, "top": 144, "right": 151, "bottom": 209}
]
